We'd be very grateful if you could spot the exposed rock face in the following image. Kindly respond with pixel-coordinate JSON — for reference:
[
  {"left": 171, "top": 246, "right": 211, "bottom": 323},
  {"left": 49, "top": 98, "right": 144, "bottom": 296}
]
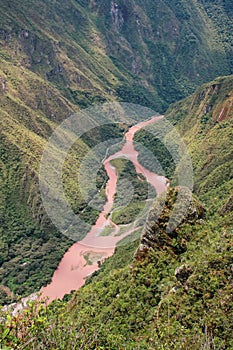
[
  {"left": 220, "top": 195, "right": 233, "bottom": 215},
  {"left": 175, "top": 264, "right": 193, "bottom": 283},
  {"left": 110, "top": 1, "right": 124, "bottom": 31},
  {"left": 0, "top": 77, "right": 7, "bottom": 93},
  {"left": 134, "top": 187, "right": 205, "bottom": 261}
]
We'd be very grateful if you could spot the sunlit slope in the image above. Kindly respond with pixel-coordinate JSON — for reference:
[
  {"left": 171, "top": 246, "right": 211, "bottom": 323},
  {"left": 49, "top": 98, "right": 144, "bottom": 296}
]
[
  {"left": 135, "top": 75, "right": 233, "bottom": 212},
  {"left": 0, "top": 57, "right": 89, "bottom": 304},
  {"left": 166, "top": 75, "right": 233, "bottom": 211},
  {"left": 1, "top": 0, "right": 233, "bottom": 110}
]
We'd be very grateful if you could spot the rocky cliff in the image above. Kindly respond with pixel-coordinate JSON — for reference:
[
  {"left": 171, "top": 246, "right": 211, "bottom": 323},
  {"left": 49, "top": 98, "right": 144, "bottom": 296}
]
[{"left": 135, "top": 187, "right": 205, "bottom": 261}]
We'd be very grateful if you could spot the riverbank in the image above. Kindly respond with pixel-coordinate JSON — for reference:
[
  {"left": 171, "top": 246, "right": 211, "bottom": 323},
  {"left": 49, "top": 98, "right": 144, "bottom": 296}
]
[{"left": 40, "top": 115, "right": 167, "bottom": 303}]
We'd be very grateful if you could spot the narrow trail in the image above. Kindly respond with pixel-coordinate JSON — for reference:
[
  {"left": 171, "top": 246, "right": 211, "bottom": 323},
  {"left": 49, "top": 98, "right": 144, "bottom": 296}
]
[{"left": 40, "top": 115, "right": 167, "bottom": 303}]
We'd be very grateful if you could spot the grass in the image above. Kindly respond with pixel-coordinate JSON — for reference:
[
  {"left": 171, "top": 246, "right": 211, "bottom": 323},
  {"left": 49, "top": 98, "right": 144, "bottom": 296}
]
[
  {"left": 83, "top": 252, "right": 105, "bottom": 266},
  {"left": 99, "top": 224, "right": 115, "bottom": 237}
]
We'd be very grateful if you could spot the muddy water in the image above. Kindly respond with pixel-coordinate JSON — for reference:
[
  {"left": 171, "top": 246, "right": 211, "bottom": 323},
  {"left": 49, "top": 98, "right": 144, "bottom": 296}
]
[{"left": 40, "top": 115, "right": 166, "bottom": 303}]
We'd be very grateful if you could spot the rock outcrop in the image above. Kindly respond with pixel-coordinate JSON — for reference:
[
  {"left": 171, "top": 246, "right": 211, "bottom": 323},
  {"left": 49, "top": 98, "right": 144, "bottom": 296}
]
[
  {"left": 175, "top": 264, "right": 193, "bottom": 283},
  {"left": 134, "top": 187, "right": 205, "bottom": 261}
]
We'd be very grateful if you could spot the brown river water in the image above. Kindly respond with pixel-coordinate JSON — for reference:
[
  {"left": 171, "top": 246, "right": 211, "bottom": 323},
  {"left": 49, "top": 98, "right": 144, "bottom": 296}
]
[{"left": 40, "top": 115, "right": 167, "bottom": 303}]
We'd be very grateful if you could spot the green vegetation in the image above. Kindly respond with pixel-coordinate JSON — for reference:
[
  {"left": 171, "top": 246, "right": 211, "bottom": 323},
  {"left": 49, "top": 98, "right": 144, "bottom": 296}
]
[
  {"left": 0, "top": 0, "right": 233, "bottom": 347},
  {"left": 136, "top": 75, "right": 233, "bottom": 213},
  {"left": 83, "top": 252, "right": 104, "bottom": 266},
  {"left": 112, "top": 201, "right": 146, "bottom": 225},
  {"left": 99, "top": 224, "right": 115, "bottom": 237},
  {"left": 166, "top": 75, "right": 233, "bottom": 212},
  {"left": 0, "top": 102, "right": 127, "bottom": 304},
  {"left": 0, "top": 0, "right": 232, "bottom": 302},
  {"left": 0, "top": 0, "right": 232, "bottom": 113},
  {"left": 110, "top": 158, "right": 155, "bottom": 225},
  {"left": 134, "top": 129, "right": 176, "bottom": 178},
  {"left": 1, "top": 189, "right": 232, "bottom": 349},
  {"left": 1, "top": 75, "right": 232, "bottom": 349}
]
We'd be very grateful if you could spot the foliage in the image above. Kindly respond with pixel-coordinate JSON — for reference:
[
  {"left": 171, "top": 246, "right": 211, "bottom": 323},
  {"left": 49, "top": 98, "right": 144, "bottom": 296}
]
[
  {"left": 134, "top": 129, "right": 176, "bottom": 178},
  {"left": 1, "top": 188, "right": 232, "bottom": 349},
  {"left": 0, "top": 0, "right": 233, "bottom": 113},
  {"left": 166, "top": 75, "right": 233, "bottom": 211},
  {"left": 0, "top": 75, "right": 230, "bottom": 349},
  {"left": 0, "top": 0, "right": 233, "bottom": 347}
]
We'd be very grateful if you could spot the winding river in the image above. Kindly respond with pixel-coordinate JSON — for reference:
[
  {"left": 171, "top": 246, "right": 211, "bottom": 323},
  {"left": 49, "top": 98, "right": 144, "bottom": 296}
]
[{"left": 40, "top": 115, "right": 167, "bottom": 303}]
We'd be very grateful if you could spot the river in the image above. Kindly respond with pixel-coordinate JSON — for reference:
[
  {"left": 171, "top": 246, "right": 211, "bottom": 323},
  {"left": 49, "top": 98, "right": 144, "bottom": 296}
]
[{"left": 40, "top": 115, "right": 167, "bottom": 303}]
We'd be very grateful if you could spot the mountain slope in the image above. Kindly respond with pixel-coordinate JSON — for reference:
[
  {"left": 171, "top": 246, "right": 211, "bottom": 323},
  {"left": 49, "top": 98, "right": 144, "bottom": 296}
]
[
  {"left": 0, "top": 58, "right": 80, "bottom": 303},
  {"left": 94, "top": 0, "right": 233, "bottom": 106},
  {"left": 136, "top": 74, "right": 233, "bottom": 211},
  {"left": 1, "top": 0, "right": 233, "bottom": 111},
  {"left": 166, "top": 74, "right": 233, "bottom": 211},
  {"left": 1, "top": 76, "right": 232, "bottom": 349},
  {"left": 0, "top": 0, "right": 232, "bottom": 314}
]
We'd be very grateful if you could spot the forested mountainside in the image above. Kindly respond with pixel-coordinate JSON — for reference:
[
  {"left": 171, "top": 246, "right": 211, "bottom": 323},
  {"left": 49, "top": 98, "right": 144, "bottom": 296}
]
[
  {"left": 0, "top": 0, "right": 232, "bottom": 347},
  {"left": 1, "top": 0, "right": 232, "bottom": 304},
  {"left": 1, "top": 75, "right": 232, "bottom": 349},
  {"left": 0, "top": 0, "right": 233, "bottom": 112},
  {"left": 136, "top": 75, "right": 233, "bottom": 211}
]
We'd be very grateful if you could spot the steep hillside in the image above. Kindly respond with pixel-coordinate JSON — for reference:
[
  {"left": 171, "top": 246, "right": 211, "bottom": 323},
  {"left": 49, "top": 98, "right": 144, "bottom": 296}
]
[
  {"left": 0, "top": 59, "right": 83, "bottom": 304},
  {"left": 0, "top": 0, "right": 232, "bottom": 333},
  {"left": 136, "top": 75, "right": 233, "bottom": 212},
  {"left": 1, "top": 0, "right": 233, "bottom": 111},
  {"left": 0, "top": 49, "right": 121, "bottom": 304},
  {"left": 94, "top": 0, "right": 233, "bottom": 106},
  {"left": 166, "top": 75, "right": 233, "bottom": 212},
  {"left": 1, "top": 76, "right": 232, "bottom": 349},
  {"left": 0, "top": 58, "right": 131, "bottom": 304}
]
